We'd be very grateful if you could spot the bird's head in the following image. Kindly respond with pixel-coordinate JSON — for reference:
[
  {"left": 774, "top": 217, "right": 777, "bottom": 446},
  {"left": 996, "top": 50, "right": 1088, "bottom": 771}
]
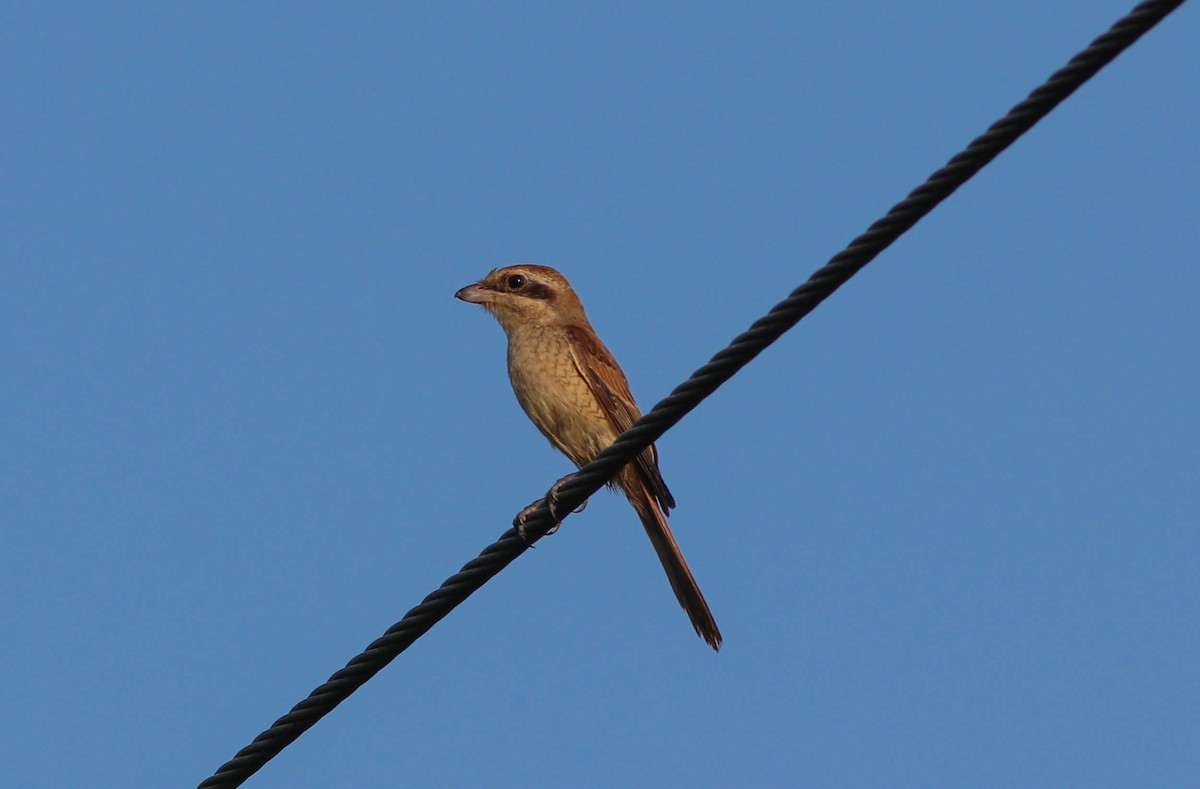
[{"left": 455, "top": 265, "right": 588, "bottom": 333}]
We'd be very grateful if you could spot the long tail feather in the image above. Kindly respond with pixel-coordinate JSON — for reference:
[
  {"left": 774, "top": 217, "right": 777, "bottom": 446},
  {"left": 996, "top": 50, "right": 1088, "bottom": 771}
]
[{"left": 627, "top": 489, "right": 722, "bottom": 651}]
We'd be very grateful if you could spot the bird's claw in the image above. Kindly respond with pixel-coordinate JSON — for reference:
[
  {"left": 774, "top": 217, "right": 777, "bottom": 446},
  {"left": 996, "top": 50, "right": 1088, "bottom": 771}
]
[
  {"left": 514, "top": 496, "right": 563, "bottom": 544},
  {"left": 513, "top": 499, "right": 542, "bottom": 544},
  {"left": 547, "top": 473, "right": 591, "bottom": 521},
  {"left": 513, "top": 474, "right": 590, "bottom": 544}
]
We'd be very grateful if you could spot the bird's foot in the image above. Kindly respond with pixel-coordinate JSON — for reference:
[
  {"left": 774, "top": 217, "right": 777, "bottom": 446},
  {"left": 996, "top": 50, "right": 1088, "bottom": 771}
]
[
  {"left": 547, "top": 473, "right": 591, "bottom": 520},
  {"left": 513, "top": 474, "right": 589, "bottom": 543},
  {"left": 514, "top": 498, "right": 546, "bottom": 543}
]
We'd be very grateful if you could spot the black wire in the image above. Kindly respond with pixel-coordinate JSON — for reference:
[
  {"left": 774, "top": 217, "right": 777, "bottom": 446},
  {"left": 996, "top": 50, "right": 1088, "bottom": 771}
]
[{"left": 197, "top": 2, "right": 1186, "bottom": 786}]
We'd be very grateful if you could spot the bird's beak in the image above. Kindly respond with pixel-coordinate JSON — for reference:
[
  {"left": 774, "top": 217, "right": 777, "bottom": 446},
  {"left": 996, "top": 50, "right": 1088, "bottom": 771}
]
[{"left": 455, "top": 282, "right": 494, "bottom": 304}]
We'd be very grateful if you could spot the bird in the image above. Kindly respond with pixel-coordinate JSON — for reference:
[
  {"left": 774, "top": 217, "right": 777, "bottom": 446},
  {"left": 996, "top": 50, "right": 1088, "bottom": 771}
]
[{"left": 455, "top": 264, "right": 722, "bottom": 650}]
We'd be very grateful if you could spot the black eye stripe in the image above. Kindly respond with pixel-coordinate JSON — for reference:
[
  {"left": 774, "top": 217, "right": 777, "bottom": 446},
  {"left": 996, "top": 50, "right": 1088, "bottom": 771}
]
[{"left": 523, "top": 282, "right": 553, "bottom": 300}]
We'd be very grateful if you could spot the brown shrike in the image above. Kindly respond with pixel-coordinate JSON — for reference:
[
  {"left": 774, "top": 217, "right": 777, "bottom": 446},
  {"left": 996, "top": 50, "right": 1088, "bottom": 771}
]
[{"left": 455, "top": 265, "right": 722, "bottom": 650}]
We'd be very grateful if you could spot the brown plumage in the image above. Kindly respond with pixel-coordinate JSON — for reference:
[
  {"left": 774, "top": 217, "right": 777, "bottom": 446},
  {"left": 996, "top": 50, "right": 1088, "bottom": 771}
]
[{"left": 455, "top": 265, "right": 722, "bottom": 650}]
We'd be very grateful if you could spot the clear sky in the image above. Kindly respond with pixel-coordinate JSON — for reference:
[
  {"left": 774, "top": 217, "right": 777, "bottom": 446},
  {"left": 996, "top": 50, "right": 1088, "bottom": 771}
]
[{"left": 3, "top": 3, "right": 1197, "bottom": 787}]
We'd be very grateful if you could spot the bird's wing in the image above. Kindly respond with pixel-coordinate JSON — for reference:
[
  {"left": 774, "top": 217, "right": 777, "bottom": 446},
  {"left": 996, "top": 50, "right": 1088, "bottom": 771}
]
[{"left": 563, "top": 324, "right": 675, "bottom": 511}]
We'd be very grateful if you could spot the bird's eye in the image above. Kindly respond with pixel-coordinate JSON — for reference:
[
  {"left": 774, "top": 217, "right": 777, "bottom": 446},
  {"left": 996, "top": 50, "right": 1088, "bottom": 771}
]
[{"left": 506, "top": 274, "right": 526, "bottom": 289}]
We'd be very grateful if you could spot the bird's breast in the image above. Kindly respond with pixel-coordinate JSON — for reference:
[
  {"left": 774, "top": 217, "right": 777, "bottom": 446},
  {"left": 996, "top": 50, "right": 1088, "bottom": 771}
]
[{"left": 506, "top": 326, "right": 615, "bottom": 467}]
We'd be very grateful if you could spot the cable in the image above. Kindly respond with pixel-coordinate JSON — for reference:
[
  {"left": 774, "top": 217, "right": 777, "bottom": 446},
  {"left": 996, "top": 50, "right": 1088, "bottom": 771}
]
[{"left": 197, "top": 2, "right": 1187, "bottom": 786}]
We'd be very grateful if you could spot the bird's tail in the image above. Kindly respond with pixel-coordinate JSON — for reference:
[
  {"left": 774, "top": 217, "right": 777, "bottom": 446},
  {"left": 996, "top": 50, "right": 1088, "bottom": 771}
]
[{"left": 628, "top": 492, "right": 722, "bottom": 651}]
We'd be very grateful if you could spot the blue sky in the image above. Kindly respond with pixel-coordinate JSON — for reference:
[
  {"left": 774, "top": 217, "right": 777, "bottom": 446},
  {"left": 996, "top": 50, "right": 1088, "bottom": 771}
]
[{"left": 3, "top": 3, "right": 1197, "bottom": 787}]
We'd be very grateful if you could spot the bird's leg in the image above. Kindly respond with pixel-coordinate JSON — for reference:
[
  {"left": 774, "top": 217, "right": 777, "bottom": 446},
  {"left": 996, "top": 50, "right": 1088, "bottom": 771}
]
[{"left": 513, "top": 473, "right": 590, "bottom": 543}]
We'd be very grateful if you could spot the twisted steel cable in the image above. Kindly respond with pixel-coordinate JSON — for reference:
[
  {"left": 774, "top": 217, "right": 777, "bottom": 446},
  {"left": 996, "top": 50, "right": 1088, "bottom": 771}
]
[{"left": 198, "top": 2, "right": 1186, "bottom": 786}]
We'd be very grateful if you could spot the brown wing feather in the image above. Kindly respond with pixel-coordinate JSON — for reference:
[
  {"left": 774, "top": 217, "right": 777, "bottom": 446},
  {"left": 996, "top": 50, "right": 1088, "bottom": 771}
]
[{"left": 562, "top": 325, "right": 675, "bottom": 512}]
